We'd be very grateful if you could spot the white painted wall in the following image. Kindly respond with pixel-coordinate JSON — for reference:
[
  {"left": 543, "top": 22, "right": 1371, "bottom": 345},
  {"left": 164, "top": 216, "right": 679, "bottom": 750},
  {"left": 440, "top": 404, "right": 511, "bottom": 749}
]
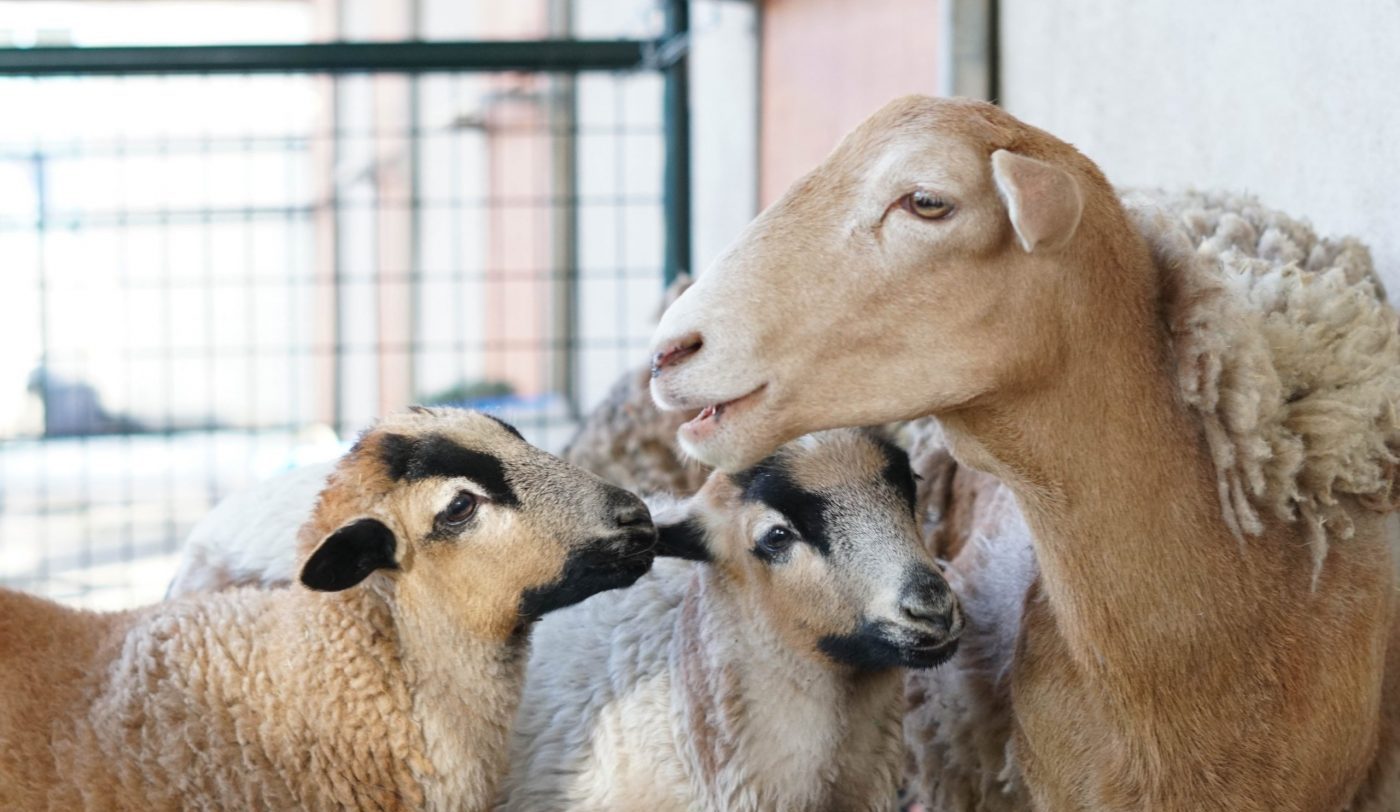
[
  {"left": 691, "top": 0, "right": 759, "bottom": 273},
  {"left": 1001, "top": 0, "right": 1400, "bottom": 296}
]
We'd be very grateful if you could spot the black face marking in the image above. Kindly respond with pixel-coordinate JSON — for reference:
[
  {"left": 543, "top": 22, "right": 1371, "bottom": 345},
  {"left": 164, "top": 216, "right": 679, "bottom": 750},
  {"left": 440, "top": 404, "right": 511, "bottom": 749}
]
[
  {"left": 378, "top": 432, "right": 520, "bottom": 507},
  {"left": 871, "top": 434, "right": 918, "bottom": 516},
  {"left": 818, "top": 619, "right": 959, "bottom": 671},
  {"left": 300, "top": 518, "right": 399, "bottom": 592},
  {"left": 732, "top": 457, "right": 832, "bottom": 556},
  {"left": 482, "top": 412, "right": 525, "bottom": 441},
  {"left": 517, "top": 543, "right": 655, "bottom": 621},
  {"left": 655, "top": 517, "right": 711, "bottom": 562}
]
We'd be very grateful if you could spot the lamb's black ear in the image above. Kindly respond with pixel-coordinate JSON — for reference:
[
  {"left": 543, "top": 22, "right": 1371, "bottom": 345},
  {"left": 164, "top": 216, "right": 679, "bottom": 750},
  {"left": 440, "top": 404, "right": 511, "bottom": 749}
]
[
  {"left": 655, "top": 516, "right": 711, "bottom": 562},
  {"left": 300, "top": 518, "right": 399, "bottom": 592}
]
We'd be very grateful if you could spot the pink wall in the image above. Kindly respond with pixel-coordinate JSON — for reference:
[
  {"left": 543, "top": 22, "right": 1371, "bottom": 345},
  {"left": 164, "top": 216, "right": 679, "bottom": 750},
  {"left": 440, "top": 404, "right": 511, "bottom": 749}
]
[
  {"left": 760, "top": 0, "right": 942, "bottom": 206},
  {"left": 484, "top": 84, "right": 552, "bottom": 396}
]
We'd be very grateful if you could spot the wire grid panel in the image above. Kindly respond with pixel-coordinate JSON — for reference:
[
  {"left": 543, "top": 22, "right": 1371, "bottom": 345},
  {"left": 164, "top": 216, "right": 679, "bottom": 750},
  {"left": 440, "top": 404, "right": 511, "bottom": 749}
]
[{"left": 0, "top": 68, "right": 667, "bottom": 608}]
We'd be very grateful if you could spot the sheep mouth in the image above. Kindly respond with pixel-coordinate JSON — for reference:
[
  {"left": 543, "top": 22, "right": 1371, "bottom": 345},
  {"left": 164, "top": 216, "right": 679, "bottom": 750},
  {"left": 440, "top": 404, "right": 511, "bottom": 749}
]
[
  {"left": 819, "top": 624, "right": 961, "bottom": 671},
  {"left": 517, "top": 545, "right": 655, "bottom": 622},
  {"left": 900, "top": 638, "right": 960, "bottom": 670},
  {"left": 680, "top": 385, "right": 767, "bottom": 442}
]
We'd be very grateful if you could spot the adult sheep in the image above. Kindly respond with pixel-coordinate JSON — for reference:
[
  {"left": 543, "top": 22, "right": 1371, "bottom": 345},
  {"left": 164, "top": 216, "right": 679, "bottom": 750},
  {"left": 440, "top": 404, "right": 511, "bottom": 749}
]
[
  {"left": 904, "top": 190, "right": 1400, "bottom": 812},
  {"left": 499, "top": 428, "right": 961, "bottom": 812},
  {"left": 649, "top": 96, "right": 1400, "bottom": 810},
  {"left": 0, "top": 407, "right": 656, "bottom": 811}
]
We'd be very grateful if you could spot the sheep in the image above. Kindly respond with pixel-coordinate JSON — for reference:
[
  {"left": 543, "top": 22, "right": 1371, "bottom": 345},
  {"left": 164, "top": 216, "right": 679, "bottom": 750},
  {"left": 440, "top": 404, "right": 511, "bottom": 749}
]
[
  {"left": 900, "top": 188, "right": 1400, "bottom": 812},
  {"left": 166, "top": 277, "right": 702, "bottom": 599},
  {"left": 0, "top": 407, "right": 657, "bottom": 811},
  {"left": 649, "top": 95, "right": 1400, "bottom": 810},
  {"left": 497, "top": 428, "right": 963, "bottom": 812}
]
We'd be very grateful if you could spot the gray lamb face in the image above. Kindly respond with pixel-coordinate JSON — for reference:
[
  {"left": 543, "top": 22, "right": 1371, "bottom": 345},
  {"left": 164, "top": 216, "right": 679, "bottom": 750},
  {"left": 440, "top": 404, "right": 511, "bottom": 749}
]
[
  {"left": 655, "top": 428, "right": 964, "bottom": 670},
  {"left": 298, "top": 407, "right": 657, "bottom": 641}
]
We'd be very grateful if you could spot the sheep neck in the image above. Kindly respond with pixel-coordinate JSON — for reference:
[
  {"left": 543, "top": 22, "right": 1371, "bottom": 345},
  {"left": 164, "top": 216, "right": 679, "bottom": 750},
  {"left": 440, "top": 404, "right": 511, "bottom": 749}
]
[
  {"left": 388, "top": 583, "right": 529, "bottom": 812},
  {"left": 932, "top": 236, "right": 1400, "bottom": 808},
  {"left": 671, "top": 567, "right": 904, "bottom": 810},
  {"left": 937, "top": 251, "right": 1265, "bottom": 680}
]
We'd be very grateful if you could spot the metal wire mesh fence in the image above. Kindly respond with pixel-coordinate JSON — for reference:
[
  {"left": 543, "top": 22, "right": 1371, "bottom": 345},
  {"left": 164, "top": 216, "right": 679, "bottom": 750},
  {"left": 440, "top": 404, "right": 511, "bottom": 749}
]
[{"left": 0, "top": 30, "right": 688, "bottom": 608}]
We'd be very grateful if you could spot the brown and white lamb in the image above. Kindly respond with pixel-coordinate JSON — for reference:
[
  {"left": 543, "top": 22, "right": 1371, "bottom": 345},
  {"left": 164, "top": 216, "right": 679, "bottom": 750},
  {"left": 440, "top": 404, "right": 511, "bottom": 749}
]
[{"left": 0, "top": 407, "right": 656, "bottom": 811}]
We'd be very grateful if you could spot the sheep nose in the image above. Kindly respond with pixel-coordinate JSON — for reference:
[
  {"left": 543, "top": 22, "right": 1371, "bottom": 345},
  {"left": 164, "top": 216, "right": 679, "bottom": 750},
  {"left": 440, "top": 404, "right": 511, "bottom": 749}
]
[
  {"left": 899, "top": 569, "right": 963, "bottom": 640},
  {"left": 900, "top": 595, "right": 956, "bottom": 635},
  {"left": 607, "top": 490, "right": 653, "bottom": 530},
  {"left": 651, "top": 333, "right": 703, "bottom": 377}
]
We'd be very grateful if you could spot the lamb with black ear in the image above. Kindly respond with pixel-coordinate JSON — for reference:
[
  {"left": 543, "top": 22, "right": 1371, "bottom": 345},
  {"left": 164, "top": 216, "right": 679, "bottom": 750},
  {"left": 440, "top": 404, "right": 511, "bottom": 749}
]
[
  {"left": 0, "top": 407, "right": 656, "bottom": 811},
  {"left": 498, "top": 428, "right": 962, "bottom": 812}
]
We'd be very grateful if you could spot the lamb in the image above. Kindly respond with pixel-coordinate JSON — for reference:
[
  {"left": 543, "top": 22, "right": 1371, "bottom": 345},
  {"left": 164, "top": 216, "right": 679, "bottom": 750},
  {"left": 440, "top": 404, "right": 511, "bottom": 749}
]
[
  {"left": 0, "top": 407, "right": 657, "bottom": 811},
  {"left": 496, "top": 427, "right": 962, "bottom": 812},
  {"left": 649, "top": 96, "right": 1400, "bottom": 810}
]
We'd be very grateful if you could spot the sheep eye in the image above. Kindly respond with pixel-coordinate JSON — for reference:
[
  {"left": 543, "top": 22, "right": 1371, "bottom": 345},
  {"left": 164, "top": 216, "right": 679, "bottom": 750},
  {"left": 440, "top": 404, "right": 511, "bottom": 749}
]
[
  {"left": 902, "top": 190, "right": 954, "bottom": 221},
  {"left": 756, "top": 526, "right": 796, "bottom": 558},
  {"left": 439, "top": 492, "right": 479, "bottom": 526}
]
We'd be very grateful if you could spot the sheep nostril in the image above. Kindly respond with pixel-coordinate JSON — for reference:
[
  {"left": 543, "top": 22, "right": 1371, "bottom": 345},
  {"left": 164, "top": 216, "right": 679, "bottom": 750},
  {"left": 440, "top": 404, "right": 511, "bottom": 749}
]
[{"left": 650, "top": 334, "right": 703, "bottom": 377}]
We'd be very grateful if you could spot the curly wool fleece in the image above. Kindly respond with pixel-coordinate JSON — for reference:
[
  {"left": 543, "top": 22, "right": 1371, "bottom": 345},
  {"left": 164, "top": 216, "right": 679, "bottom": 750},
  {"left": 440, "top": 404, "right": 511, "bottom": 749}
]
[{"left": 1127, "top": 189, "right": 1400, "bottom": 572}]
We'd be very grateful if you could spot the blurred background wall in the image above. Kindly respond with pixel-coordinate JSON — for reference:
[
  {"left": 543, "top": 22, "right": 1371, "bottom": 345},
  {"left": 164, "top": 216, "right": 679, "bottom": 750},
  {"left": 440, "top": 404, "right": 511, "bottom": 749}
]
[{"left": 1000, "top": 0, "right": 1400, "bottom": 296}]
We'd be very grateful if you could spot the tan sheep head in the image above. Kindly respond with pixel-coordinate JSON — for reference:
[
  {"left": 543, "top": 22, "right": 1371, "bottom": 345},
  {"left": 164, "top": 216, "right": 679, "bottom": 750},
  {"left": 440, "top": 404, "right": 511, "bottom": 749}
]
[
  {"left": 297, "top": 407, "right": 657, "bottom": 641},
  {"left": 650, "top": 95, "right": 1123, "bottom": 472},
  {"left": 655, "top": 428, "right": 963, "bottom": 670}
]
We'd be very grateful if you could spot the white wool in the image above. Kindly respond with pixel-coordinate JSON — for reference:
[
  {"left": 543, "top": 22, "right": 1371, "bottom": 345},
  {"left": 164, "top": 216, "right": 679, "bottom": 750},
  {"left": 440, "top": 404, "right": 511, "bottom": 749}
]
[
  {"left": 166, "top": 461, "right": 330, "bottom": 596},
  {"left": 1124, "top": 190, "right": 1400, "bottom": 571}
]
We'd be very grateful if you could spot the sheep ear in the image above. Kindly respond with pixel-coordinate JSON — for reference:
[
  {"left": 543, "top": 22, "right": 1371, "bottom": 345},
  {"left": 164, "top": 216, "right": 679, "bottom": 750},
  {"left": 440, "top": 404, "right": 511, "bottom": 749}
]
[
  {"left": 300, "top": 518, "right": 399, "bottom": 592},
  {"left": 650, "top": 499, "right": 712, "bottom": 562},
  {"left": 990, "top": 149, "right": 1083, "bottom": 253},
  {"left": 656, "top": 518, "right": 711, "bottom": 562}
]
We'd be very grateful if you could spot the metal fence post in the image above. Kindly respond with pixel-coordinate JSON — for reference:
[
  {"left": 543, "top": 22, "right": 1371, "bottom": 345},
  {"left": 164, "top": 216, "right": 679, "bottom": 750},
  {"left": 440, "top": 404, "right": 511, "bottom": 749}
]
[{"left": 662, "top": 0, "right": 691, "bottom": 286}]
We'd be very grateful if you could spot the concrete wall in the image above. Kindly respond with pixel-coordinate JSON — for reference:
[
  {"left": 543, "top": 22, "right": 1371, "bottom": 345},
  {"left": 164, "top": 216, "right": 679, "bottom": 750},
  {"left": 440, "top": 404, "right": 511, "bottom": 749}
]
[{"left": 1001, "top": 0, "right": 1400, "bottom": 295}]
